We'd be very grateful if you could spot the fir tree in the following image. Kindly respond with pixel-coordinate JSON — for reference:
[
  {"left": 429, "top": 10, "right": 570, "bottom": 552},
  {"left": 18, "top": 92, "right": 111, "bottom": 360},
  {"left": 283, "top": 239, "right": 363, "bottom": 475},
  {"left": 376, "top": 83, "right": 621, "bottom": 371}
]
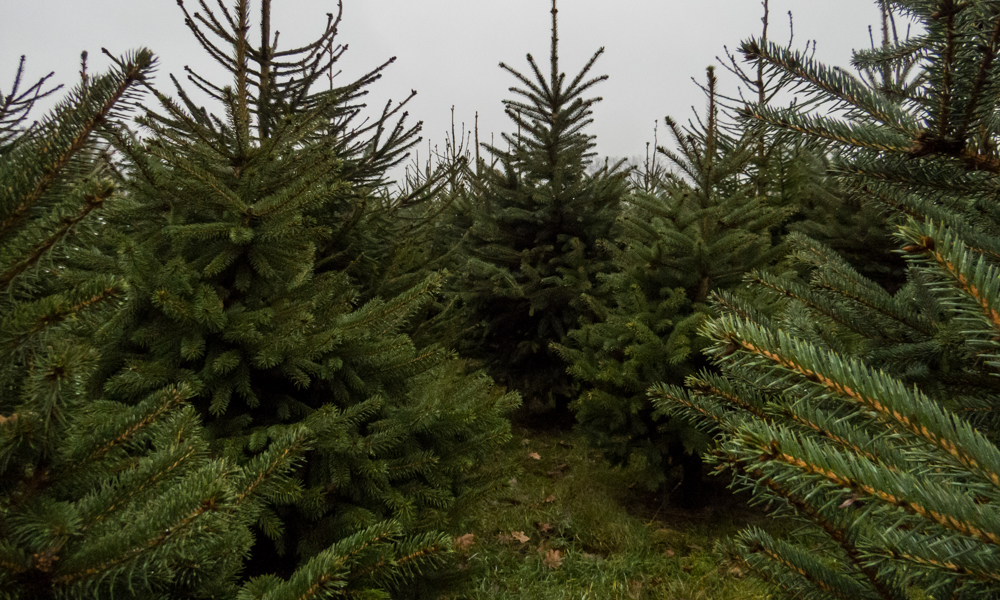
[
  {"left": 654, "top": 2, "right": 1000, "bottom": 598},
  {"left": 94, "top": 1, "right": 517, "bottom": 595},
  {"left": 774, "top": 2, "right": 911, "bottom": 292},
  {"left": 460, "top": 0, "right": 627, "bottom": 414},
  {"left": 555, "top": 67, "right": 790, "bottom": 498},
  {"left": 0, "top": 52, "right": 318, "bottom": 600},
  {"left": 360, "top": 112, "right": 482, "bottom": 350}
]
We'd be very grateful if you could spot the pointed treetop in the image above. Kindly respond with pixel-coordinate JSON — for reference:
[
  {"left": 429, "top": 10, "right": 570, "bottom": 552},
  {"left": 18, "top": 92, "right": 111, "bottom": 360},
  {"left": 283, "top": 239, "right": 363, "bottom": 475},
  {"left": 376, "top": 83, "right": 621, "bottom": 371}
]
[{"left": 550, "top": 0, "right": 559, "bottom": 95}]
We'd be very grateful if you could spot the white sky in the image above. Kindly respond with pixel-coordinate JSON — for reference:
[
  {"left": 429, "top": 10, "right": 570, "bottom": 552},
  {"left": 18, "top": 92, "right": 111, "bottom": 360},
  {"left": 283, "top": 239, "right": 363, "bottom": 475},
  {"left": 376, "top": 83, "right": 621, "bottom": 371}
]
[{"left": 2, "top": 1, "right": 888, "bottom": 171}]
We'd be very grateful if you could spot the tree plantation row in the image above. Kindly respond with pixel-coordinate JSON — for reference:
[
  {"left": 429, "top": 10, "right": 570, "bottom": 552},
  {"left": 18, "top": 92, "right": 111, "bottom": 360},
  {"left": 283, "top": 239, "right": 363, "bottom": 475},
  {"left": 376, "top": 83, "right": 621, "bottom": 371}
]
[{"left": 2, "top": 1, "right": 1000, "bottom": 599}]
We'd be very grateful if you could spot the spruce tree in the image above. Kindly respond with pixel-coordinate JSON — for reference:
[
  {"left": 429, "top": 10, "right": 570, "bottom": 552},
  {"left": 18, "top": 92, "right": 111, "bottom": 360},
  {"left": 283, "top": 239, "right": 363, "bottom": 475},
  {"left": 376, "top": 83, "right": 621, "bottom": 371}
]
[
  {"left": 94, "top": 1, "right": 517, "bottom": 595},
  {"left": 555, "top": 67, "right": 790, "bottom": 497},
  {"left": 361, "top": 115, "right": 481, "bottom": 350},
  {"left": 460, "top": 0, "right": 627, "bottom": 413},
  {"left": 0, "top": 52, "right": 318, "bottom": 600},
  {"left": 654, "top": 1, "right": 1000, "bottom": 597}
]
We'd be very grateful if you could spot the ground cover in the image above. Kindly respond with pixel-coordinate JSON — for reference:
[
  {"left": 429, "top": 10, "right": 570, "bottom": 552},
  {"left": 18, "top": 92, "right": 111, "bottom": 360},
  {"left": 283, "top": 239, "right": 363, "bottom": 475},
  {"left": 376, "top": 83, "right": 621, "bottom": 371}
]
[{"left": 447, "top": 428, "right": 776, "bottom": 600}]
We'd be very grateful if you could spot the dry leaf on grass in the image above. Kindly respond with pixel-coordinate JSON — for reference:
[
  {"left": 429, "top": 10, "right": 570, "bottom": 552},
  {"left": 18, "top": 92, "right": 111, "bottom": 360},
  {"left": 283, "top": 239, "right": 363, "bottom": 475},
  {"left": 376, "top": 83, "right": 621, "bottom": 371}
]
[
  {"left": 543, "top": 494, "right": 556, "bottom": 503},
  {"left": 528, "top": 452, "right": 541, "bottom": 460},
  {"left": 453, "top": 533, "right": 475, "bottom": 551},
  {"left": 542, "top": 548, "right": 563, "bottom": 569},
  {"left": 512, "top": 531, "right": 530, "bottom": 543},
  {"left": 535, "top": 522, "right": 554, "bottom": 533}
]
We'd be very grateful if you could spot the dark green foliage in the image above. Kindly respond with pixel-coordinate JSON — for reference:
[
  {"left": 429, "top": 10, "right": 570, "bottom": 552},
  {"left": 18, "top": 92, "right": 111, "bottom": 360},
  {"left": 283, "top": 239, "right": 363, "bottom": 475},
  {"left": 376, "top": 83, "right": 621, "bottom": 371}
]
[
  {"left": 654, "top": 2, "right": 1000, "bottom": 598},
  {"left": 88, "top": 1, "right": 517, "bottom": 596},
  {"left": 460, "top": 1, "right": 627, "bottom": 413},
  {"left": 0, "top": 52, "right": 310, "bottom": 600},
  {"left": 360, "top": 119, "right": 482, "bottom": 351},
  {"left": 556, "top": 68, "right": 790, "bottom": 491}
]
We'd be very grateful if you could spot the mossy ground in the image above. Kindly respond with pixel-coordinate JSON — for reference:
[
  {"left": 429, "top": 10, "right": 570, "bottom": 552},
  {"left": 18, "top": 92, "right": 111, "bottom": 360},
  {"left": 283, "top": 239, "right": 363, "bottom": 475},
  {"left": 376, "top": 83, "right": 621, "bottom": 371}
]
[{"left": 446, "top": 428, "right": 777, "bottom": 600}]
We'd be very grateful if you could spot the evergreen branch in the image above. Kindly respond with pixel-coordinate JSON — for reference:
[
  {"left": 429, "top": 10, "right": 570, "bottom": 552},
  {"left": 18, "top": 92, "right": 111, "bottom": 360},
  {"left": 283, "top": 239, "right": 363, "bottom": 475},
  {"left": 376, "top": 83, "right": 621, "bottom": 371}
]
[
  {"left": 739, "top": 425, "right": 1000, "bottom": 548},
  {"left": 75, "top": 385, "right": 191, "bottom": 467},
  {"left": 685, "top": 374, "right": 771, "bottom": 421},
  {"left": 231, "top": 429, "right": 311, "bottom": 508},
  {"left": 740, "top": 37, "right": 920, "bottom": 134},
  {"left": 853, "top": 182, "right": 925, "bottom": 220},
  {"left": 563, "top": 48, "right": 608, "bottom": 100},
  {"left": 0, "top": 51, "right": 152, "bottom": 238},
  {"left": 51, "top": 494, "right": 218, "bottom": 587},
  {"left": 271, "top": 5, "right": 341, "bottom": 59},
  {"left": 931, "top": 1, "right": 959, "bottom": 142},
  {"left": 78, "top": 444, "right": 200, "bottom": 533},
  {"left": 957, "top": 147, "right": 1000, "bottom": 174},
  {"left": 261, "top": 522, "right": 400, "bottom": 600},
  {"left": 0, "top": 180, "right": 114, "bottom": 290},
  {"left": 648, "top": 382, "right": 727, "bottom": 430},
  {"left": 747, "top": 271, "right": 871, "bottom": 337},
  {"left": 957, "top": 16, "right": 1000, "bottom": 142},
  {"left": 144, "top": 145, "right": 247, "bottom": 213},
  {"left": 0, "top": 56, "right": 62, "bottom": 148},
  {"left": 137, "top": 87, "right": 228, "bottom": 156},
  {"left": 741, "top": 104, "right": 913, "bottom": 154},
  {"left": 711, "top": 289, "right": 773, "bottom": 328},
  {"left": 725, "top": 459, "right": 904, "bottom": 600},
  {"left": 2, "top": 285, "right": 124, "bottom": 360},
  {"left": 897, "top": 551, "right": 1000, "bottom": 583},
  {"left": 774, "top": 402, "right": 907, "bottom": 474},
  {"left": 878, "top": 528, "right": 1000, "bottom": 583},
  {"left": 899, "top": 221, "right": 1000, "bottom": 353},
  {"left": 709, "top": 315, "right": 1000, "bottom": 492},
  {"left": 741, "top": 530, "right": 874, "bottom": 600},
  {"left": 232, "top": 0, "right": 251, "bottom": 150}
]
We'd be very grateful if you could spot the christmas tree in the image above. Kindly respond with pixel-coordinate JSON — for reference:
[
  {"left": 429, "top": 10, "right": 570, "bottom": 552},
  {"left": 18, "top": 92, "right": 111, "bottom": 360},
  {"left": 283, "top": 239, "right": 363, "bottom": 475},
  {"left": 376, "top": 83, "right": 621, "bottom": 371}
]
[
  {"left": 654, "top": 1, "right": 1000, "bottom": 597},
  {"left": 93, "top": 1, "right": 517, "bottom": 595},
  {"left": 0, "top": 51, "right": 324, "bottom": 599},
  {"left": 555, "top": 66, "right": 791, "bottom": 498},
  {"left": 459, "top": 0, "right": 627, "bottom": 414}
]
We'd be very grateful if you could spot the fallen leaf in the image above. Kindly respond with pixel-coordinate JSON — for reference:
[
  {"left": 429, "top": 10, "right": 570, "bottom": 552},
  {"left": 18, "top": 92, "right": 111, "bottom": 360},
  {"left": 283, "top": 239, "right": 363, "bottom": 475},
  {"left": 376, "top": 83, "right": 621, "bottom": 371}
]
[
  {"left": 497, "top": 533, "right": 512, "bottom": 543},
  {"left": 512, "top": 531, "right": 530, "bottom": 544},
  {"left": 665, "top": 549, "right": 675, "bottom": 557},
  {"left": 542, "top": 548, "right": 563, "bottom": 569},
  {"left": 522, "top": 438, "right": 531, "bottom": 446},
  {"left": 535, "top": 522, "right": 554, "bottom": 533},
  {"left": 543, "top": 494, "right": 556, "bottom": 503},
  {"left": 528, "top": 452, "right": 541, "bottom": 460},
  {"left": 453, "top": 533, "right": 475, "bottom": 551},
  {"left": 728, "top": 565, "right": 744, "bottom": 578}
]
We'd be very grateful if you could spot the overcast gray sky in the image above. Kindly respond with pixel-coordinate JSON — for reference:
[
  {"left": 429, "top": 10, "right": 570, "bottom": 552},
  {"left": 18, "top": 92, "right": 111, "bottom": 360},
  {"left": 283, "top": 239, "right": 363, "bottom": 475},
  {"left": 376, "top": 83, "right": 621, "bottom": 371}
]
[{"left": 2, "top": 1, "right": 889, "bottom": 170}]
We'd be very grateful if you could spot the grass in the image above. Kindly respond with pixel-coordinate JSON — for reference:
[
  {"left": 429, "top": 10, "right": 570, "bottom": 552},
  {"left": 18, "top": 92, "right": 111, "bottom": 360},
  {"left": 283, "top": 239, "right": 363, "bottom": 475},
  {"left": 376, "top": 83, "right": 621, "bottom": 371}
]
[{"left": 445, "top": 428, "right": 776, "bottom": 600}]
